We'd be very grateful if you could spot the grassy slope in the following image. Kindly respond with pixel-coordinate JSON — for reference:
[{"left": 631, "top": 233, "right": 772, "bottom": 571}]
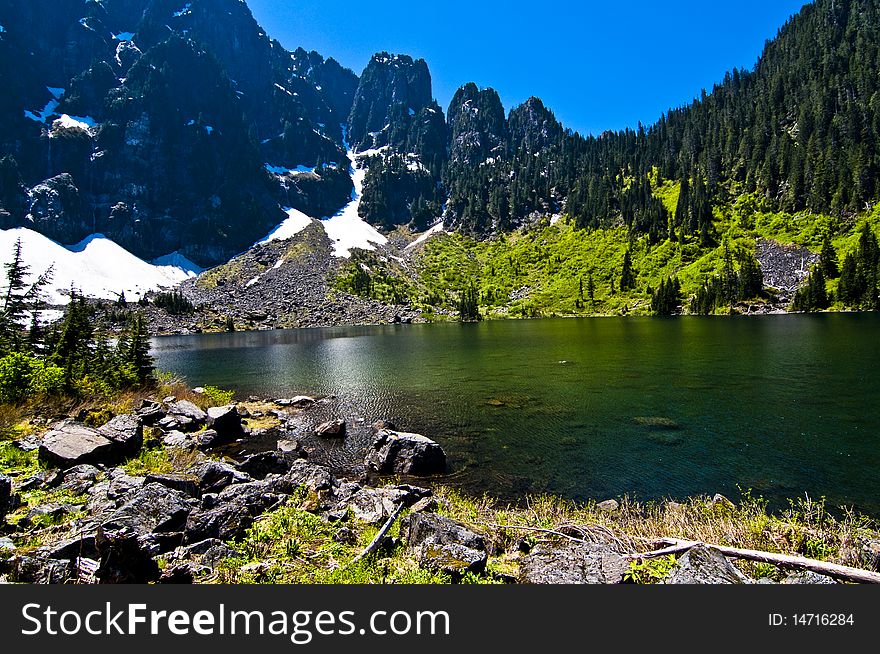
[{"left": 397, "top": 188, "right": 880, "bottom": 318}]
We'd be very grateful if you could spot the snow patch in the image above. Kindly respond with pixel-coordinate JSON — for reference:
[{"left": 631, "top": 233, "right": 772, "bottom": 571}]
[
  {"left": 405, "top": 222, "right": 445, "bottom": 250},
  {"left": 47, "top": 87, "right": 65, "bottom": 100},
  {"left": 152, "top": 251, "right": 203, "bottom": 275},
  {"left": 114, "top": 32, "right": 135, "bottom": 41},
  {"left": 0, "top": 228, "right": 195, "bottom": 304},
  {"left": 53, "top": 114, "right": 97, "bottom": 132},
  {"left": 320, "top": 150, "right": 388, "bottom": 257},
  {"left": 24, "top": 99, "right": 59, "bottom": 123},
  {"left": 264, "top": 163, "right": 315, "bottom": 176},
  {"left": 257, "top": 207, "right": 313, "bottom": 245},
  {"left": 173, "top": 3, "right": 192, "bottom": 18}
]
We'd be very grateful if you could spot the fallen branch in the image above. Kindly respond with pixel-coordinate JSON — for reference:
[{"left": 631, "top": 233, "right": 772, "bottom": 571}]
[
  {"left": 349, "top": 502, "right": 406, "bottom": 566},
  {"left": 635, "top": 538, "right": 880, "bottom": 584},
  {"left": 480, "top": 522, "right": 588, "bottom": 544}
]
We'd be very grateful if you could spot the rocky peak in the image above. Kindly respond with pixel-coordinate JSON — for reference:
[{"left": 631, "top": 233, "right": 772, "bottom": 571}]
[
  {"left": 507, "top": 96, "right": 563, "bottom": 154},
  {"left": 447, "top": 83, "right": 507, "bottom": 165},
  {"left": 347, "top": 52, "right": 433, "bottom": 152}
]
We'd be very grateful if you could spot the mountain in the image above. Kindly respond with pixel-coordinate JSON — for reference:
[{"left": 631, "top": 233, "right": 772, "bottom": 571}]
[
  {"left": 0, "top": 0, "right": 358, "bottom": 266},
  {"left": 2, "top": 0, "right": 880, "bottom": 317}
]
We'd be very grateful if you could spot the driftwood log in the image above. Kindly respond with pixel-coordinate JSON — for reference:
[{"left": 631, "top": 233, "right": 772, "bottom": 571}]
[{"left": 633, "top": 537, "right": 880, "bottom": 584}]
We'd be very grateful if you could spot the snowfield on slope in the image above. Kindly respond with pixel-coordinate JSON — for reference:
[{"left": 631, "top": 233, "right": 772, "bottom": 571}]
[
  {"left": 0, "top": 228, "right": 198, "bottom": 304},
  {"left": 256, "top": 149, "right": 389, "bottom": 257}
]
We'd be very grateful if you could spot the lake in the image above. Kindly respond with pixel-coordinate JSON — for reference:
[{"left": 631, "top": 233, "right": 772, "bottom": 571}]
[{"left": 151, "top": 315, "right": 880, "bottom": 514}]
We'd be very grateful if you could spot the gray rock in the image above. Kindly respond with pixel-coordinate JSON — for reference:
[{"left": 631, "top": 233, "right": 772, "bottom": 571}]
[
  {"left": 137, "top": 400, "right": 165, "bottom": 425},
  {"left": 265, "top": 459, "right": 335, "bottom": 494},
  {"left": 101, "top": 483, "right": 192, "bottom": 535},
  {"left": 145, "top": 473, "right": 200, "bottom": 497},
  {"left": 0, "top": 536, "right": 15, "bottom": 551},
  {"left": 178, "top": 538, "right": 241, "bottom": 568},
  {"left": 95, "top": 527, "right": 160, "bottom": 584},
  {"left": 6, "top": 556, "right": 77, "bottom": 584},
  {"left": 237, "top": 451, "right": 297, "bottom": 479},
  {"left": 38, "top": 421, "right": 116, "bottom": 468},
  {"left": 520, "top": 541, "right": 630, "bottom": 584},
  {"left": 40, "top": 534, "right": 99, "bottom": 560},
  {"left": 365, "top": 430, "right": 447, "bottom": 476},
  {"left": 97, "top": 414, "right": 143, "bottom": 455},
  {"left": 315, "top": 419, "right": 346, "bottom": 438},
  {"left": 782, "top": 571, "right": 838, "bottom": 584},
  {"left": 187, "top": 460, "right": 251, "bottom": 494},
  {"left": 206, "top": 405, "right": 245, "bottom": 442},
  {"left": 169, "top": 400, "right": 207, "bottom": 422},
  {"left": 597, "top": 499, "right": 620, "bottom": 512},
  {"left": 664, "top": 545, "right": 751, "bottom": 584},
  {"left": 1, "top": 473, "right": 20, "bottom": 521},
  {"left": 162, "top": 430, "right": 194, "bottom": 449},
  {"left": 402, "top": 512, "right": 487, "bottom": 577},
  {"left": 344, "top": 487, "right": 411, "bottom": 524},
  {"left": 185, "top": 482, "right": 283, "bottom": 543},
  {"left": 195, "top": 429, "right": 219, "bottom": 449},
  {"left": 59, "top": 464, "right": 102, "bottom": 494}
]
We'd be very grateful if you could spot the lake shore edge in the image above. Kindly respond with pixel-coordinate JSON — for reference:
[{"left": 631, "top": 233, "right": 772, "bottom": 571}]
[{"left": 2, "top": 384, "right": 879, "bottom": 585}]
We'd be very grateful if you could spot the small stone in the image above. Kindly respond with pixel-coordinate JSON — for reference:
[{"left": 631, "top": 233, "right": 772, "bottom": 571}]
[
  {"left": 597, "top": 499, "right": 620, "bottom": 512},
  {"left": 315, "top": 419, "right": 346, "bottom": 438}
]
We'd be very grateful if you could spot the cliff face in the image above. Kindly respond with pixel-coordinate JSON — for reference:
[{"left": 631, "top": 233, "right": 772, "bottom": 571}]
[{"left": 0, "top": 0, "right": 359, "bottom": 265}]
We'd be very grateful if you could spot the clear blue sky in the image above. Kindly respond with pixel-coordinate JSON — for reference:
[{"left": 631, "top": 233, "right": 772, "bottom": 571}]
[{"left": 247, "top": 0, "right": 809, "bottom": 136}]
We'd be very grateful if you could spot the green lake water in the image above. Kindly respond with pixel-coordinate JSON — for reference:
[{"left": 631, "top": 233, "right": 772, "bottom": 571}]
[{"left": 151, "top": 314, "right": 880, "bottom": 514}]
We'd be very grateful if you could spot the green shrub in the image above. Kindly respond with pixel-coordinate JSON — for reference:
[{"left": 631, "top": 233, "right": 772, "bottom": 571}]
[{"left": 0, "top": 353, "right": 65, "bottom": 403}]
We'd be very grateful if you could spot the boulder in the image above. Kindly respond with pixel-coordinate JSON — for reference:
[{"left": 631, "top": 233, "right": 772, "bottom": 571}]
[
  {"left": 664, "top": 545, "right": 751, "bottom": 584},
  {"left": 597, "top": 499, "right": 620, "bottom": 512},
  {"left": 782, "top": 571, "right": 838, "bottom": 584},
  {"left": 402, "top": 512, "right": 487, "bottom": 577},
  {"left": 1, "top": 474, "right": 20, "bottom": 522},
  {"left": 97, "top": 414, "right": 143, "bottom": 455},
  {"left": 144, "top": 473, "right": 200, "bottom": 498},
  {"left": 177, "top": 538, "right": 241, "bottom": 568},
  {"left": 95, "top": 527, "right": 160, "bottom": 584},
  {"left": 38, "top": 421, "right": 116, "bottom": 468},
  {"left": 101, "top": 483, "right": 192, "bottom": 535},
  {"left": 59, "top": 464, "right": 102, "bottom": 494},
  {"left": 40, "top": 534, "right": 99, "bottom": 560},
  {"left": 315, "top": 419, "right": 346, "bottom": 438},
  {"left": 520, "top": 541, "right": 630, "bottom": 584},
  {"left": 6, "top": 556, "right": 78, "bottom": 584},
  {"left": 343, "top": 487, "right": 412, "bottom": 524},
  {"left": 167, "top": 401, "right": 207, "bottom": 431},
  {"left": 136, "top": 400, "right": 165, "bottom": 425},
  {"left": 195, "top": 429, "right": 219, "bottom": 450},
  {"left": 265, "top": 459, "right": 336, "bottom": 495},
  {"left": 365, "top": 430, "right": 446, "bottom": 476},
  {"left": 187, "top": 460, "right": 251, "bottom": 494},
  {"left": 206, "top": 405, "right": 245, "bottom": 442},
  {"left": 237, "top": 451, "right": 297, "bottom": 480},
  {"left": 163, "top": 430, "right": 194, "bottom": 449},
  {"left": 185, "top": 482, "right": 283, "bottom": 543}
]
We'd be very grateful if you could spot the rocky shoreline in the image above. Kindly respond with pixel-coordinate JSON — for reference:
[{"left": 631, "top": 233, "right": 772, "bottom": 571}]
[{"left": 2, "top": 390, "right": 879, "bottom": 585}]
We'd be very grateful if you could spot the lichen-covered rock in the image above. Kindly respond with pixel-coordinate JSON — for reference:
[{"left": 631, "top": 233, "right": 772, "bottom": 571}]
[
  {"left": 38, "top": 421, "right": 116, "bottom": 468},
  {"left": 520, "top": 541, "right": 630, "bottom": 584},
  {"left": 186, "top": 460, "right": 251, "bottom": 494},
  {"left": 365, "top": 429, "right": 446, "bottom": 476},
  {"left": 207, "top": 405, "right": 245, "bottom": 442},
  {"left": 184, "top": 482, "right": 283, "bottom": 543},
  {"left": 664, "top": 545, "right": 751, "bottom": 584},
  {"left": 101, "top": 483, "right": 193, "bottom": 536},
  {"left": 314, "top": 419, "right": 346, "bottom": 438},
  {"left": 97, "top": 414, "right": 143, "bottom": 455},
  {"left": 782, "top": 571, "right": 838, "bottom": 584},
  {"left": 402, "top": 512, "right": 487, "bottom": 577}
]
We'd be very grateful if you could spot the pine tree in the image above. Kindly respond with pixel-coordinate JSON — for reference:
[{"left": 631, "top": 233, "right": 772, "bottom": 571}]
[
  {"left": 117, "top": 313, "right": 154, "bottom": 386},
  {"left": 458, "top": 283, "right": 481, "bottom": 322},
  {"left": 818, "top": 235, "right": 839, "bottom": 279},
  {"left": 620, "top": 247, "right": 636, "bottom": 291}
]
